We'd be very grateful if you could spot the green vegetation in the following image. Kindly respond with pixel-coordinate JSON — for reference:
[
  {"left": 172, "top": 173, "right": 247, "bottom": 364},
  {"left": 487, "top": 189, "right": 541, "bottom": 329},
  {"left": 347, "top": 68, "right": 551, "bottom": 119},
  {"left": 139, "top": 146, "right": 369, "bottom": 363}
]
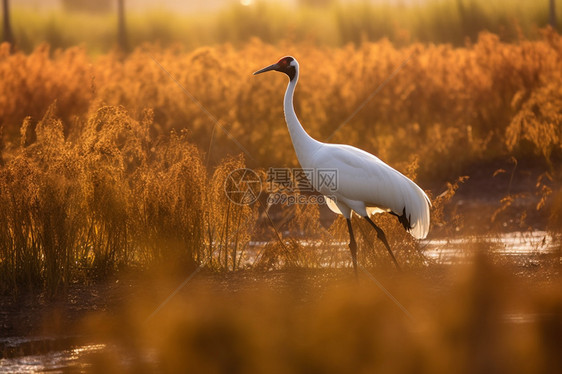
[{"left": 7, "top": 0, "right": 562, "bottom": 53}]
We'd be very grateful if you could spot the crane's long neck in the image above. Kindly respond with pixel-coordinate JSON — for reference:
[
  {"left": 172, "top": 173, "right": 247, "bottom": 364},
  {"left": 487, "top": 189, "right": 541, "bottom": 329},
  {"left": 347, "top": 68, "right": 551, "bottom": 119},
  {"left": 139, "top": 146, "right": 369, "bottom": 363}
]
[{"left": 284, "top": 74, "right": 322, "bottom": 165}]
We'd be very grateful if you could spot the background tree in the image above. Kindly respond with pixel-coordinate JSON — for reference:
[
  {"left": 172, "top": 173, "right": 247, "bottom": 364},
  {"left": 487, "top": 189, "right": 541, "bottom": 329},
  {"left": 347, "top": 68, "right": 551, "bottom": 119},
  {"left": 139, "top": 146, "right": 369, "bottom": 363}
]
[
  {"left": 117, "top": 0, "right": 128, "bottom": 52},
  {"left": 550, "top": 0, "right": 557, "bottom": 29},
  {"left": 2, "top": 0, "right": 14, "bottom": 48}
]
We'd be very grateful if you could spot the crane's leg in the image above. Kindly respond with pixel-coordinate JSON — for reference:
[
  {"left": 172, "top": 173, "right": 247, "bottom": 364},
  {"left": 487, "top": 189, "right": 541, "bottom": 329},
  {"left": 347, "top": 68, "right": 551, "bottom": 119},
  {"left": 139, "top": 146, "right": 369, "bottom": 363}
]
[
  {"left": 364, "top": 216, "right": 401, "bottom": 271},
  {"left": 346, "top": 218, "right": 358, "bottom": 275}
]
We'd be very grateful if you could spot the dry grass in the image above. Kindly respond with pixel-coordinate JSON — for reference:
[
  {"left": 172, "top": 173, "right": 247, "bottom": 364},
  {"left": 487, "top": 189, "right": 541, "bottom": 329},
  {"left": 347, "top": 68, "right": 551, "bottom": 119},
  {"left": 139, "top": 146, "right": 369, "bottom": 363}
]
[
  {"left": 1, "top": 31, "right": 562, "bottom": 294},
  {"left": 0, "top": 104, "right": 256, "bottom": 295},
  {"left": 1, "top": 30, "right": 561, "bottom": 178}
]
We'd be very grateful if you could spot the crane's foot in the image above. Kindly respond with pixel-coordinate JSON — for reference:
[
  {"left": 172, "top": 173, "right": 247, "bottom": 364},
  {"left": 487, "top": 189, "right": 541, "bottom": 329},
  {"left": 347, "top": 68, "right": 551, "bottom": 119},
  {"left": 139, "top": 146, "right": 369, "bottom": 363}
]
[{"left": 364, "top": 216, "right": 401, "bottom": 271}]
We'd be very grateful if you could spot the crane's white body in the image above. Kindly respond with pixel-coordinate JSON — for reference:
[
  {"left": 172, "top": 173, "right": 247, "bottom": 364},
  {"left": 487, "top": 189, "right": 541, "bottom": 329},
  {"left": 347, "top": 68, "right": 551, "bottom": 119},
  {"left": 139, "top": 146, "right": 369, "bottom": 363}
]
[{"left": 280, "top": 58, "right": 431, "bottom": 239}]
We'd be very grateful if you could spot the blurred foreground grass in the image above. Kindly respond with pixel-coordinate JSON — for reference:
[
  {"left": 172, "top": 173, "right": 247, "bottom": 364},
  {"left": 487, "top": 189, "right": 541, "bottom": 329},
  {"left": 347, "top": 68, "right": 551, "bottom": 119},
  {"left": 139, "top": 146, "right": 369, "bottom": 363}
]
[
  {"left": 75, "top": 249, "right": 562, "bottom": 374},
  {"left": 7, "top": 0, "right": 562, "bottom": 53}
]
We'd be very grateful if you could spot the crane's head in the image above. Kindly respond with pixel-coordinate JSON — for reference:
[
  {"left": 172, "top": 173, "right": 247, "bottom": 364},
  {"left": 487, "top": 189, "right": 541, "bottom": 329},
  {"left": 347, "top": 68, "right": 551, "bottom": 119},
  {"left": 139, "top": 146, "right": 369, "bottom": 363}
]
[{"left": 253, "top": 56, "right": 298, "bottom": 81}]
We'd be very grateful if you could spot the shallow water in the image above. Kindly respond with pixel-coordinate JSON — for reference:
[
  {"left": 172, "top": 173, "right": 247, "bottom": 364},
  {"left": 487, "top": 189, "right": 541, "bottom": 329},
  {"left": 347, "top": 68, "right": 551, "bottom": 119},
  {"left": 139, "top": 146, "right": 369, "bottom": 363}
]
[
  {"left": 421, "top": 230, "right": 558, "bottom": 264},
  {"left": 246, "top": 230, "right": 559, "bottom": 267},
  {"left": 0, "top": 337, "right": 104, "bottom": 373}
]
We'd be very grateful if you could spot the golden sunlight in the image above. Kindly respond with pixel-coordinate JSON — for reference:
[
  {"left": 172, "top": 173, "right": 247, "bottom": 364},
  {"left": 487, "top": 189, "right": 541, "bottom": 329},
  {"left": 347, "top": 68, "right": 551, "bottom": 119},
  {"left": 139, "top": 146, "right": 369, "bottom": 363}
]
[{"left": 1, "top": 1, "right": 561, "bottom": 373}]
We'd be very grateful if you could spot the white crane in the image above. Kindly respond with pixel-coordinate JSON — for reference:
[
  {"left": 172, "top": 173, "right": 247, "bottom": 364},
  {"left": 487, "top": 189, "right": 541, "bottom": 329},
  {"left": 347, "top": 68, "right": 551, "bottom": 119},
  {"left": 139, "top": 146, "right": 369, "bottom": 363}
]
[{"left": 254, "top": 56, "right": 431, "bottom": 272}]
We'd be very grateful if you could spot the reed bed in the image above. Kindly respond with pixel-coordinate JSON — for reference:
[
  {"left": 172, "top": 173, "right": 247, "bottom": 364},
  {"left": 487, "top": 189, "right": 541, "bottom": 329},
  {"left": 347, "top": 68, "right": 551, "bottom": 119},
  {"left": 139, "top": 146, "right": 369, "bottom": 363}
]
[{"left": 1, "top": 31, "right": 561, "bottom": 294}]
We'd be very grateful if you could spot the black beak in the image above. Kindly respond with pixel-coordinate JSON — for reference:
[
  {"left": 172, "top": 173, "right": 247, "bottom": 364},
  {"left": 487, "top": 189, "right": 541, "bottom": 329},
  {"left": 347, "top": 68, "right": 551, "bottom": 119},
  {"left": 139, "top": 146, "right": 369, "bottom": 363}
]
[{"left": 253, "top": 63, "right": 279, "bottom": 75}]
